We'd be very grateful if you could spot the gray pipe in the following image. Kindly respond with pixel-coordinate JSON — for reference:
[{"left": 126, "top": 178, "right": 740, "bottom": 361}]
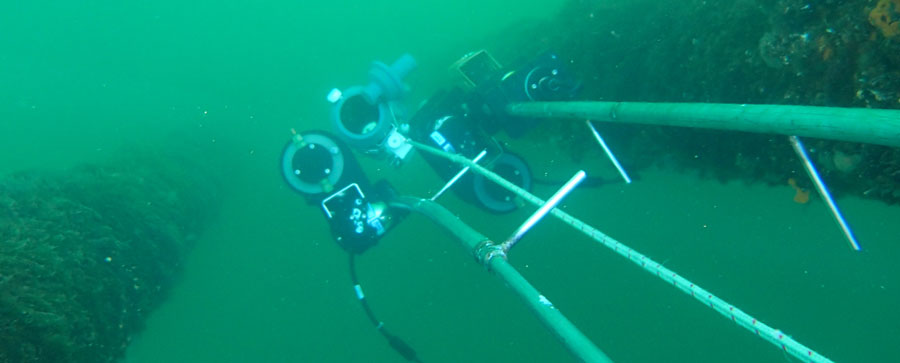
[
  {"left": 390, "top": 196, "right": 614, "bottom": 363},
  {"left": 508, "top": 101, "right": 900, "bottom": 148}
]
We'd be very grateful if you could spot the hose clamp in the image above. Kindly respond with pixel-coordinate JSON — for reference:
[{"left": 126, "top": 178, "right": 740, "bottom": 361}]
[{"left": 474, "top": 240, "right": 506, "bottom": 270}]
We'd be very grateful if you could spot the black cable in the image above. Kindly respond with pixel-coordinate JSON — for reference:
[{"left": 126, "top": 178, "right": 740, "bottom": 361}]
[{"left": 348, "top": 254, "right": 422, "bottom": 362}]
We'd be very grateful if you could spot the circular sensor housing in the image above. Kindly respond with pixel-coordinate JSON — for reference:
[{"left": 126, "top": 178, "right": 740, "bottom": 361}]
[
  {"left": 472, "top": 152, "right": 532, "bottom": 213},
  {"left": 331, "top": 86, "right": 393, "bottom": 151},
  {"left": 281, "top": 132, "right": 346, "bottom": 197}
]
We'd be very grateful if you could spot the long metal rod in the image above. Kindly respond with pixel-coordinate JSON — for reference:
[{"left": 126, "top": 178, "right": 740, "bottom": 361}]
[
  {"left": 502, "top": 170, "right": 586, "bottom": 252},
  {"left": 508, "top": 101, "right": 900, "bottom": 148},
  {"left": 789, "top": 136, "right": 862, "bottom": 251},
  {"left": 391, "top": 196, "right": 615, "bottom": 363},
  {"left": 431, "top": 149, "right": 487, "bottom": 201},
  {"left": 586, "top": 120, "right": 632, "bottom": 184}
]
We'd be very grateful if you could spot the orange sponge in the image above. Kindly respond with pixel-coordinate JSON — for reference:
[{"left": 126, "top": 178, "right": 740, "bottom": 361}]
[{"left": 870, "top": 0, "right": 900, "bottom": 38}]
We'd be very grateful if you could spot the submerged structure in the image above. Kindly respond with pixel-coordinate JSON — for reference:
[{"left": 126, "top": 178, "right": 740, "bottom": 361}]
[
  {"left": 279, "top": 1, "right": 900, "bottom": 360},
  {"left": 499, "top": 0, "right": 900, "bottom": 205},
  {"left": 0, "top": 150, "right": 219, "bottom": 362}
]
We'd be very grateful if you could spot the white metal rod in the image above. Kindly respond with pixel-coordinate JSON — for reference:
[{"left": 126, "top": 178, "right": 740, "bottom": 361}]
[
  {"left": 788, "top": 136, "right": 861, "bottom": 251},
  {"left": 431, "top": 149, "right": 488, "bottom": 201},
  {"left": 587, "top": 120, "right": 631, "bottom": 184},
  {"left": 502, "top": 170, "right": 586, "bottom": 252}
]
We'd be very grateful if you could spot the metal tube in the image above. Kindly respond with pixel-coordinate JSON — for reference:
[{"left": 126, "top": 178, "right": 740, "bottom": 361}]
[
  {"left": 502, "top": 170, "right": 586, "bottom": 252},
  {"left": 586, "top": 120, "right": 631, "bottom": 184},
  {"left": 391, "top": 197, "right": 614, "bottom": 363},
  {"left": 508, "top": 101, "right": 900, "bottom": 148},
  {"left": 431, "top": 149, "right": 487, "bottom": 201},
  {"left": 789, "top": 136, "right": 862, "bottom": 251}
]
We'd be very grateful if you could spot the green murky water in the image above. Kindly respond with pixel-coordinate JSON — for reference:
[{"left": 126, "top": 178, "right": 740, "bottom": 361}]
[{"left": 3, "top": 1, "right": 898, "bottom": 362}]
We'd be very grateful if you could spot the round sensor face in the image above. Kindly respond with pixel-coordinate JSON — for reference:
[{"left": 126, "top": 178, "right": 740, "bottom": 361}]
[
  {"left": 524, "top": 66, "right": 561, "bottom": 101},
  {"left": 281, "top": 132, "right": 345, "bottom": 195},
  {"left": 339, "top": 95, "right": 380, "bottom": 135},
  {"left": 331, "top": 87, "right": 393, "bottom": 150},
  {"left": 472, "top": 153, "right": 532, "bottom": 213},
  {"left": 292, "top": 143, "right": 332, "bottom": 183}
]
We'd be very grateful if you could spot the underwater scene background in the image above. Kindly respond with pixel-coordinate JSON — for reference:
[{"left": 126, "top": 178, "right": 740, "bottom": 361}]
[{"left": 2, "top": 0, "right": 899, "bottom": 362}]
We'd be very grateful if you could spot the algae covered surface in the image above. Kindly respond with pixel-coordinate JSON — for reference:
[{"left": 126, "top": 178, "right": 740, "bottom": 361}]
[
  {"left": 0, "top": 152, "right": 219, "bottom": 362},
  {"left": 522, "top": 0, "right": 900, "bottom": 205},
  {"left": 2, "top": 0, "right": 900, "bottom": 362}
]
